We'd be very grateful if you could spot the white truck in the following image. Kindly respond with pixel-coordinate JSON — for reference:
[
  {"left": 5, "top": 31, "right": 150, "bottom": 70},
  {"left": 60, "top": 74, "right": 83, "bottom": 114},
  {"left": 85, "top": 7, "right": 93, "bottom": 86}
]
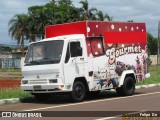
[{"left": 21, "top": 21, "right": 150, "bottom": 102}]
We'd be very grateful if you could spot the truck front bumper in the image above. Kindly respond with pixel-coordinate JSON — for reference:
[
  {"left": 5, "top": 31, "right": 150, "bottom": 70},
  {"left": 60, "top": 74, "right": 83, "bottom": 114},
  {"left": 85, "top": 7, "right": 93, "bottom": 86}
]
[{"left": 21, "top": 84, "right": 69, "bottom": 93}]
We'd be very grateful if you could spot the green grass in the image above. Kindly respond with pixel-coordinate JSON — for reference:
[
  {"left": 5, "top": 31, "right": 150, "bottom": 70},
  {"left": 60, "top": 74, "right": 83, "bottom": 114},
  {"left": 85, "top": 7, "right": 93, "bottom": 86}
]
[
  {"left": 0, "top": 68, "right": 21, "bottom": 72},
  {"left": 136, "top": 65, "right": 160, "bottom": 85},
  {"left": 8, "top": 73, "right": 22, "bottom": 76},
  {"left": 0, "top": 88, "right": 32, "bottom": 100},
  {"left": 8, "top": 72, "right": 22, "bottom": 78},
  {"left": 0, "top": 68, "right": 22, "bottom": 78}
]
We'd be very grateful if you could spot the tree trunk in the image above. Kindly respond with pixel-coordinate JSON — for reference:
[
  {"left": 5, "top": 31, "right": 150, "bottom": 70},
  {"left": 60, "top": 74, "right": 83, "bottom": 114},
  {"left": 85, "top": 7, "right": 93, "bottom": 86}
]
[{"left": 21, "top": 34, "right": 25, "bottom": 57}]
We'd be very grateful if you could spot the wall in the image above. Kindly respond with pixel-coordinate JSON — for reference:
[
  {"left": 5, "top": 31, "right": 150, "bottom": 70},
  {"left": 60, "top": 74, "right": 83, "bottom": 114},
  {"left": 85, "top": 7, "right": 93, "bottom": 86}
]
[
  {"left": 0, "top": 58, "right": 21, "bottom": 68},
  {"left": 0, "top": 54, "right": 12, "bottom": 59},
  {"left": 149, "top": 55, "right": 157, "bottom": 65}
]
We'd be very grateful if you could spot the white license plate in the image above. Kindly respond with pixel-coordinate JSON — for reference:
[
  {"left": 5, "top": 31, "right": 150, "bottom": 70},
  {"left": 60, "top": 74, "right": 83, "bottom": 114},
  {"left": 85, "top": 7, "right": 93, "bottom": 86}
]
[{"left": 33, "top": 85, "right": 42, "bottom": 90}]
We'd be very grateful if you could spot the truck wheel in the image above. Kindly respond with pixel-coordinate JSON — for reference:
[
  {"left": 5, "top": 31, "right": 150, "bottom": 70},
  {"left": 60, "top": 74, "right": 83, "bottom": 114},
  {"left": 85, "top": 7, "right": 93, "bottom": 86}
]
[
  {"left": 70, "top": 81, "right": 86, "bottom": 102},
  {"left": 116, "top": 77, "right": 135, "bottom": 96},
  {"left": 33, "top": 93, "right": 51, "bottom": 101}
]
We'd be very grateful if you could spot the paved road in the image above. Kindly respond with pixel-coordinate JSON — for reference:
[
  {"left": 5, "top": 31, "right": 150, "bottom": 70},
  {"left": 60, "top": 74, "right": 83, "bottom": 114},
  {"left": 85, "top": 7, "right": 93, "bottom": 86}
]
[{"left": 0, "top": 86, "right": 160, "bottom": 120}]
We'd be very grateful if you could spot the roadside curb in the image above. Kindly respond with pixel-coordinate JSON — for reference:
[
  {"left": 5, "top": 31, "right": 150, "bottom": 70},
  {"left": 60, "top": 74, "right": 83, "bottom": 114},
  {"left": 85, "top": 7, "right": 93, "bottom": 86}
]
[
  {"left": 136, "top": 83, "right": 160, "bottom": 89},
  {"left": 1, "top": 83, "right": 160, "bottom": 105},
  {"left": 0, "top": 98, "right": 20, "bottom": 105}
]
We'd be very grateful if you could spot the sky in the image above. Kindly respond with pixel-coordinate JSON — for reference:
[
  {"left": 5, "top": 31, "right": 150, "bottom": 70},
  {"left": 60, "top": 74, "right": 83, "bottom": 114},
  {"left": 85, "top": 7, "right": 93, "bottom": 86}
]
[{"left": 0, "top": 0, "right": 160, "bottom": 45}]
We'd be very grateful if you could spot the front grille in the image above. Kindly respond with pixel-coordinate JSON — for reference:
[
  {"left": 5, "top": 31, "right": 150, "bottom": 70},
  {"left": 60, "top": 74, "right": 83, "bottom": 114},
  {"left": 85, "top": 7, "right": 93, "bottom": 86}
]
[{"left": 29, "top": 79, "right": 47, "bottom": 84}]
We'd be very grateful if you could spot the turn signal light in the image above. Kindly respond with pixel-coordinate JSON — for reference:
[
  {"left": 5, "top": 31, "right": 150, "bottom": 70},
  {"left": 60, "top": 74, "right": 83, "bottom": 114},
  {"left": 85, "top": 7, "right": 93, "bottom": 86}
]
[{"left": 60, "top": 85, "right": 64, "bottom": 88}]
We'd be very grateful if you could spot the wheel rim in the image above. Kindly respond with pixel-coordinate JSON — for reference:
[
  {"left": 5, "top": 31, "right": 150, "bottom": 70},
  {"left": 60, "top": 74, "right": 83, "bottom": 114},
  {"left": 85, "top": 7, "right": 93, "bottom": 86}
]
[{"left": 74, "top": 85, "right": 84, "bottom": 98}]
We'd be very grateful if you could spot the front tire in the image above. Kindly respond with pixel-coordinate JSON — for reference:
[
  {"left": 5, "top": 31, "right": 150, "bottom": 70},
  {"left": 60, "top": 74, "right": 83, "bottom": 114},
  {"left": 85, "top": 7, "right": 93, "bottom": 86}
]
[
  {"left": 70, "top": 81, "right": 86, "bottom": 102},
  {"left": 116, "top": 77, "right": 135, "bottom": 96}
]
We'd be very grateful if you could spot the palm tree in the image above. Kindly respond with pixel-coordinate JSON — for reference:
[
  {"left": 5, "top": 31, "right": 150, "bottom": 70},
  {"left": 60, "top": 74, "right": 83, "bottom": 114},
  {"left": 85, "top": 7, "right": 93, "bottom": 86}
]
[
  {"left": 89, "top": 8, "right": 98, "bottom": 20},
  {"left": 79, "top": 0, "right": 97, "bottom": 20},
  {"left": 96, "top": 11, "right": 113, "bottom": 21},
  {"left": 79, "top": 0, "right": 88, "bottom": 20},
  {"left": 26, "top": 15, "right": 37, "bottom": 42},
  {"left": 8, "top": 14, "right": 29, "bottom": 55}
]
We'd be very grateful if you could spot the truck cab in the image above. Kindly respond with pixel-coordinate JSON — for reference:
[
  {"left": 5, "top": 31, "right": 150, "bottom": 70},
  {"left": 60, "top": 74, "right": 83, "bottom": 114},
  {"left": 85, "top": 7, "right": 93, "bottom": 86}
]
[{"left": 21, "top": 34, "right": 89, "bottom": 101}]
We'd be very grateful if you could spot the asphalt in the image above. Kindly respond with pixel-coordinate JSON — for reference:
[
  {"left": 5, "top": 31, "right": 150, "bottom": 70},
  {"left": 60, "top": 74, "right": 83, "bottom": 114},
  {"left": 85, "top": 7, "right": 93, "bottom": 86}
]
[{"left": 0, "top": 85, "right": 160, "bottom": 120}]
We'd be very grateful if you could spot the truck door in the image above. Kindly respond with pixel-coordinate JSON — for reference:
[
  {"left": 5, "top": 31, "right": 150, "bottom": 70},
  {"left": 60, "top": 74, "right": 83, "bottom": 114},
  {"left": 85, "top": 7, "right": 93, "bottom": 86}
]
[{"left": 63, "top": 40, "right": 85, "bottom": 87}]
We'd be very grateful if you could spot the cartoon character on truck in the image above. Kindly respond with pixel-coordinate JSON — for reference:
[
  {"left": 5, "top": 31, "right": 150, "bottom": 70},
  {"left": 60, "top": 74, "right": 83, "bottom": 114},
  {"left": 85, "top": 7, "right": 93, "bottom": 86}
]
[{"left": 21, "top": 21, "right": 150, "bottom": 102}]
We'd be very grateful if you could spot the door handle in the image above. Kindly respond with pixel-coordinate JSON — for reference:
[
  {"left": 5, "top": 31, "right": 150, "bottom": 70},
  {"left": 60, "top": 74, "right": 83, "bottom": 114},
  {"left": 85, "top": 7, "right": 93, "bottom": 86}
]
[{"left": 80, "top": 58, "right": 84, "bottom": 61}]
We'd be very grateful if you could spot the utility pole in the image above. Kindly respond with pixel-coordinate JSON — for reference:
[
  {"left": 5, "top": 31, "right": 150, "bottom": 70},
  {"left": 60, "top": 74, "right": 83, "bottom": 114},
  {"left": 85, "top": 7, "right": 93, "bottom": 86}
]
[{"left": 158, "top": 21, "right": 160, "bottom": 67}]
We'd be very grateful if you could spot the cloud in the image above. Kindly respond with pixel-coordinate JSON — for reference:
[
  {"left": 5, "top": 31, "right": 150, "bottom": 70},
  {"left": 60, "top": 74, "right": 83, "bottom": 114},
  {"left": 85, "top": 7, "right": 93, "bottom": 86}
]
[
  {"left": 0, "top": 0, "right": 160, "bottom": 44},
  {"left": 87, "top": 0, "right": 160, "bottom": 36},
  {"left": 0, "top": 0, "right": 47, "bottom": 44}
]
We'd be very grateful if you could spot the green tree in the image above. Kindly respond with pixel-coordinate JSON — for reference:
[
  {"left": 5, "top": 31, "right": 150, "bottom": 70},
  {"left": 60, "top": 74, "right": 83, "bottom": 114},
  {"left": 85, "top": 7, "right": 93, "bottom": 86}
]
[
  {"left": 28, "top": 1, "right": 76, "bottom": 37},
  {"left": 79, "top": 0, "right": 97, "bottom": 20},
  {"left": 27, "top": 0, "right": 81, "bottom": 40},
  {"left": 29, "top": 6, "right": 52, "bottom": 39},
  {"left": 9, "top": 0, "right": 112, "bottom": 45},
  {"left": 96, "top": 10, "right": 113, "bottom": 21},
  {"left": 56, "top": 0, "right": 79, "bottom": 23},
  {"left": 147, "top": 33, "right": 158, "bottom": 55},
  {"left": 127, "top": 20, "right": 133, "bottom": 22},
  {"left": 8, "top": 14, "right": 29, "bottom": 55},
  {"left": 0, "top": 45, "right": 12, "bottom": 53}
]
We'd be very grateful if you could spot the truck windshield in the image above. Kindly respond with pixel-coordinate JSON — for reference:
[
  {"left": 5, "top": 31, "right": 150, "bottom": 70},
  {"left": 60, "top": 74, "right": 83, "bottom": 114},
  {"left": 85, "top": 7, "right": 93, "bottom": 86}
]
[{"left": 25, "top": 40, "right": 64, "bottom": 65}]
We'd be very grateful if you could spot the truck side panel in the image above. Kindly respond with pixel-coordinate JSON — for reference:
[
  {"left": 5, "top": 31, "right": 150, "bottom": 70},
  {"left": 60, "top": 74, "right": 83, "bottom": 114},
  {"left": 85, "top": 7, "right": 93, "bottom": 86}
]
[
  {"left": 86, "top": 22, "right": 148, "bottom": 91},
  {"left": 45, "top": 21, "right": 148, "bottom": 91}
]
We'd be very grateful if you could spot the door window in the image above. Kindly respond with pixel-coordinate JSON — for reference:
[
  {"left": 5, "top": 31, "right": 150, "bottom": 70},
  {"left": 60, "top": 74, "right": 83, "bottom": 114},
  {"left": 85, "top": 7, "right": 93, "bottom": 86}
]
[
  {"left": 65, "top": 41, "right": 82, "bottom": 63},
  {"left": 70, "top": 41, "right": 82, "bottom": 57}
]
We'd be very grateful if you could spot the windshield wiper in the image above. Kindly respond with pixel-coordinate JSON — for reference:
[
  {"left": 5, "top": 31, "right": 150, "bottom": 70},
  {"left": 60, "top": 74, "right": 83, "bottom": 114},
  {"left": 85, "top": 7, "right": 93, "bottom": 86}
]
[
  {"left": 37, "top": 57, "right": 57, "bottom": 64},
  {"left": 25, "top": 60, "right": 40, "bottom": 65},
  {"left": 42, "top": 57, "right": 52, "bottom": 60}
]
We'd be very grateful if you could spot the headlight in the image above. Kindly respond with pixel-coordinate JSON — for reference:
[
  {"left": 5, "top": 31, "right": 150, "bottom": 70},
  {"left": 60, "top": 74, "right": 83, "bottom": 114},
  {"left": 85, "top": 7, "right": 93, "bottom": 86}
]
[
  {"left": 49, "top": 79, "right": 57, "bottom": 83},
  {"left": 22, "top": 80, "right": 28, "bottom": 84}
]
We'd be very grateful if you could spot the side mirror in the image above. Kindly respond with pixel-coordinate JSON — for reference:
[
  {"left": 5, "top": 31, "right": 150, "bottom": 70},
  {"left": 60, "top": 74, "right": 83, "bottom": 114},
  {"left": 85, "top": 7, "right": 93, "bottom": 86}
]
[{"left": 77, "top": 47, "right": 82, "bottom": 56}]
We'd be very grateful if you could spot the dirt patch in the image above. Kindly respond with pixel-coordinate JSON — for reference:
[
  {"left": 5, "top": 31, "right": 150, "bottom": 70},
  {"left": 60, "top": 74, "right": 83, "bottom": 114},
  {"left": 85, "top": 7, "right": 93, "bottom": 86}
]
[{"left": 0, "top": 79, "right": 21, "bottom": 89}]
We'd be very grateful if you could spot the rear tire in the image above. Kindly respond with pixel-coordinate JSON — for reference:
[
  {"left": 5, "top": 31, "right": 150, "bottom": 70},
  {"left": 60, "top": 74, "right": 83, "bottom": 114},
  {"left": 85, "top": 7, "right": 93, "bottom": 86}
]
[
  {"left": 116, "top": 77, "right": 135, "bottom": 96},
  {"left": 70, "top": 81, "right": 86, "bottom": 102}
]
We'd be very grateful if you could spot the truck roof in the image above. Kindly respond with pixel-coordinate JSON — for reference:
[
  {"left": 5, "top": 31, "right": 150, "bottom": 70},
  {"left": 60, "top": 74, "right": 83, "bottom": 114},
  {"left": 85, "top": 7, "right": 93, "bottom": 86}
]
[
  {"left": 30, "top": 34, "right": 85, "bottom": 45},
  {"left": 45, "top": 21, "right": 146, "bottom": 44}
]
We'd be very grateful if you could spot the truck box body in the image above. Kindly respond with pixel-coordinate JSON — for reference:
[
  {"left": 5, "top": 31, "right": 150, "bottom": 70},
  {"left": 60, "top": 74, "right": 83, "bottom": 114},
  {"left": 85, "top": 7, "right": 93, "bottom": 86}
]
[
  {"left": 46, "top": 21, "right": 148, "bottom": 81},
  {"left": 46, "top": 21, "right": 146, "bottom": 43},
  {"left": 21, "top": 21, "right": 150, "bottom": 101}
]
